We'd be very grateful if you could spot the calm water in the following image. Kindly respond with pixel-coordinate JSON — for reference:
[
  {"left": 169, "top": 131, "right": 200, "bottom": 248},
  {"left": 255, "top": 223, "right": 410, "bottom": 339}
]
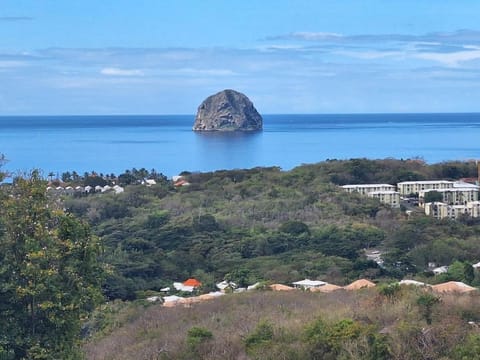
[{"left": 1, "top": 113, "right": 480, "bottom": 177}]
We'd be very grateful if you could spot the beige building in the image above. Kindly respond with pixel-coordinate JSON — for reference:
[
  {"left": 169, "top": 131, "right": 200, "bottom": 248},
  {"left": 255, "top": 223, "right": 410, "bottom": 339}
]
[
  {"left": 419, "top": 187, "right": 478, "bottom": 207},
  {"left": 367, "top": 191, "right": 401, "bottom": 208},
  {"left": 397, "top": 180, "right": 454, "bottom": 196},
  {"left": 467, "top": 201, "right": 480, "bottom": 217},
  {"left": 425, "top": 201, "right": 480, "bottom": 220},
  {"left": 447, "top": 205, "right": 470, "bottom": 219},
  {"left": 424, "top": 202, "right": 448, "bottom": 219},
  {"left": 342, "top": 184, "right": 396, "bottom": 195}
]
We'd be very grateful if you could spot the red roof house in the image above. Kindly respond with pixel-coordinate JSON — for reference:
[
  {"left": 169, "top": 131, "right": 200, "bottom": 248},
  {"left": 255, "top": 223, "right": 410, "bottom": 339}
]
[{"left": 183, "top": 278, "right": 202, "bottom": 287}]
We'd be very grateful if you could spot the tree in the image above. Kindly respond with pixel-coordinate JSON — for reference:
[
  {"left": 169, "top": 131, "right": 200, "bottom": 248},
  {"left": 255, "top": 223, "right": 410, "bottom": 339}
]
[
  {"left": 279, "top": 220, "right": 310, "bottom": 235},
  {"left": 417, "top": 293, "right": 440, "bottom": 325},
  {"left": 193, "top": 214, "right": 219, "bottom": 232},
  {"left": 0, "top": 171, "right": 104, "bottom": 358},
  {"left": 444, "top": 260, "right": 474, "bottom": 284},
  {"left": 0, "top": 154, "right": 7, "bottom": 182},
  {"left": 424, "top": 190, "right": 443, "bottom": 203},
  {"left": 61, "top": 171, "right": 72, "bottom": 183}
]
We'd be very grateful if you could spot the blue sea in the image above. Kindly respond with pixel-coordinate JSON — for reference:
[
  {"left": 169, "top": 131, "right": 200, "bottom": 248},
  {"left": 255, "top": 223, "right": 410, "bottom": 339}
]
[{"left": 1, "top": 113, "right": 480, "bottom": 177}]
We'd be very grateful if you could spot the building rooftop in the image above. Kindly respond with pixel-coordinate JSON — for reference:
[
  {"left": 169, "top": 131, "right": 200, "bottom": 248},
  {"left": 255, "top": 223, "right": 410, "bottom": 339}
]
[
  {"left": 342, "top": 184, "right": 395, "bottom": 188},
  {"left": 453, "top": 181, "right": 479, "bottom": 189},
  {"left": 368, "top": 191, "right": 400, "bottom": 195},
  {"left": 422, "top": 187, "right": 478, "bottom": 193},
  {"left": 292, "top": 279, "right": 327, "bottom": 287},
  {"left": 397, "top": 180, "right": 454, "bottom": 185}
]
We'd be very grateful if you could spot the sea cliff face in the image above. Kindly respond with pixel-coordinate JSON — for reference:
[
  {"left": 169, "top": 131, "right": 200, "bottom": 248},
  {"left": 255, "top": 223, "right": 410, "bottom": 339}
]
[{"left": 193, "top": 89, "right": 263, "bottom": 131}]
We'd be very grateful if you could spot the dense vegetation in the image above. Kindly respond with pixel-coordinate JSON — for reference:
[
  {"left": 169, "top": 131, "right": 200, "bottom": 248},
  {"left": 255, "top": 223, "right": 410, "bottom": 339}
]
[
  {"left": 84, "top": 287, "right": 480, "bottom": 359},
  {"left": 61, "top": 159, "right": 480, "bottom": 300},
  {"left": 0, "top": 171, "right": 103, "bottom": 359},
  {"left": 3, "top": 157, "right": 480, "bottom": 359}
]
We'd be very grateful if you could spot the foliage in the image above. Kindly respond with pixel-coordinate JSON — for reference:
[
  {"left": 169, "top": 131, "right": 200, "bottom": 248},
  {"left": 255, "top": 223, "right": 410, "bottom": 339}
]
[
  {"left": 54, "top": 159, "right": 480, "bottom": 298},
  {"left": 423, "top": 190, "right": 443, "bottom": 203},
  {"left": 84, "top": 282, "right": 480, "bottom": 360},
  {"left": 453, "top": 333, "right": 480, "bottom": 360},
  {"left": 304, "top": 317, "right": 389, "bottom": 360},
  {"left": 279, "top": 220, "right": 310, "bottom": 235},
  {"left": 193, "top": 214, "right": 219, "bottom": 232},
  {"left": 416, "top": 293, "right": 441, "bottom": 325},
  {"left": 186, "top": 326, "right": 213, "bottom": 348},
  {"left": 245, "top": 320, "right": 275, "bottom": 350},
  {"left": 439, "top": 260, "right": 475, "bottom": 284},
  {"left": 378, "top": 283, "right": 401, "bottom": 301},
  {"left": 0, "top": 171, "right": 104, "bottom": 358}
]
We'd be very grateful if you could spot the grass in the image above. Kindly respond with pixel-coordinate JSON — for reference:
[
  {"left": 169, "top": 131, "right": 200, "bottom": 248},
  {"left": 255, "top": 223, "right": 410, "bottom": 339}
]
[{"left": 83, "top": 287, "right": 480, "bottom": 359}]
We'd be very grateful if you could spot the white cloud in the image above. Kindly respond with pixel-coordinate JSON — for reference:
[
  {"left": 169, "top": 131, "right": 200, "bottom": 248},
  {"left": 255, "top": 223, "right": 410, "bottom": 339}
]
[
  {"left": 415, "top": 47, "right": 480, "bottom": 66},
  {"left": 176, "top": 68, "right": 237, "bottom": 76},
  {"left": 335, "top": 50, "right": 405, "bottom": 60},
  {"left": 267, "top": 32, "right": 344, "bottom": 41},
  {"left": 100, "top": 67, "right": 144, "bottom": 76},
  {"left": 289, "top": 32, "right": 344, "bottom": 41}
]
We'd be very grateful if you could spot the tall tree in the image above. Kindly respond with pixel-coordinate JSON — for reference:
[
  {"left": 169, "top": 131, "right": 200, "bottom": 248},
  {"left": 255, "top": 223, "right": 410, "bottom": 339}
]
[{"left": 0, "top": 171, "right": 104, "bottom": 359}]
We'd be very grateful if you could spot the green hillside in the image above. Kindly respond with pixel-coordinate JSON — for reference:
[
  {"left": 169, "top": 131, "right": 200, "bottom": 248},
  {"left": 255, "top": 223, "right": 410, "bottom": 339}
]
[{"left": 62, "top": 159, "right": 480, "bottom": 299}]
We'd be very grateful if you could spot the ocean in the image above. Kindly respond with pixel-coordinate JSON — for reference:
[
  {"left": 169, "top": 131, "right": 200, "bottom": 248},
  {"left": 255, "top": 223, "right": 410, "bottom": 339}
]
[{"left": 1, "top": 113, "right": 480, "bottom": 177}]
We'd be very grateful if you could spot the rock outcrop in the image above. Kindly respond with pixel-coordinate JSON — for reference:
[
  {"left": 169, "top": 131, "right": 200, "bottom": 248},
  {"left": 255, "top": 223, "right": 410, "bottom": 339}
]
[{"left": 193, "top": 89, "right": 263, "bottom": 131}]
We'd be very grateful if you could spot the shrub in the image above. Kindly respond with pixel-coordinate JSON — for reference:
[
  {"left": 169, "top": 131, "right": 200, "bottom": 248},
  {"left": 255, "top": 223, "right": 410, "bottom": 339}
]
[
  {"left": 245, "top": 320, "right": 274, "bottom": 349},
  {"left": 186, "top": 326, "right": 213, "bottom": 348},
  {"left": 417, "top": 293, "right": 441, "bottom": 325},
  {"left": 378, "top": 283, "right": 401, "bottom": 301},
  {"left": 452, "top": 333, "right": 480, "bottom": 360}
]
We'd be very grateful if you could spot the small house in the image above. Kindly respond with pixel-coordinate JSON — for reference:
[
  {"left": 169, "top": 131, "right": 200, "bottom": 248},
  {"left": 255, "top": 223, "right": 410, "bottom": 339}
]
[
  {"left": 292, "top": 279, "right": 326, "bottom": 289},
  {"left": 183, "top": 278, "right": 202, "bottom": 288}
]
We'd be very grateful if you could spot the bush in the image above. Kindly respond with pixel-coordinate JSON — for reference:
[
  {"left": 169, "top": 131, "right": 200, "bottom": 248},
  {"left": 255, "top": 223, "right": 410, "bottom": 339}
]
[
  {"left": 417, "top": 293, "right": 441, "bottom": 325},
  {"left": 378, "top": 282, "right": 401, "bottom": 301},
  {"left": 279, "top": 221, "right": 310, "bottom": 235},
  {"left": 245, "top": 320, "right": 274, "bottom": 349},
  {"left": 453, "top": 333, "right": 480, "bottom": 360},
  {"left": 186, "top": 326, "right": 213, "bottom": 348}
]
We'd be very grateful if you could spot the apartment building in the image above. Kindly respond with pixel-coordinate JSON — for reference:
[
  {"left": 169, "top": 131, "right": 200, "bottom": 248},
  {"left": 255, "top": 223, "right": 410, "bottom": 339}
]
[
  {"left": 419, "top": 187, "right": 479, "bottom": 207},
  {"left": 425, "top": 201, "right": 480, "bottom": 220},
  {"left": 341, "top": 184, "right": 396, "bottom": 195},
  {"left": 367, "top": 191, "right": 401, "bottom": 208},
  {"left": 396, "top": 180, "right": 455, "bottom": 196}
]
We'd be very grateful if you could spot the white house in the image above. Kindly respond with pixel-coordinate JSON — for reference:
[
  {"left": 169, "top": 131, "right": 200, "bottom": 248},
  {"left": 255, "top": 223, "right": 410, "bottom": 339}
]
[
  {"left": 113, "top": 185, "right": 124, "bottom": 194},
  {"left": 216, "top": 280, "right": 237, "bottom": 291},
  {"left": 432, "top": 266, "right": 449, "bottom": 275},
  {"left": 143, "top": 179, "right": 156, "bottom": 186},
  {"left": 173, "top": 282, "right": 194, "bottom": 292},
  {"left": 292, "top": 279, "right": 327, "bottom": 289},
  {"left": 399, "top": 279, "right": 430, "bottom": 287}
]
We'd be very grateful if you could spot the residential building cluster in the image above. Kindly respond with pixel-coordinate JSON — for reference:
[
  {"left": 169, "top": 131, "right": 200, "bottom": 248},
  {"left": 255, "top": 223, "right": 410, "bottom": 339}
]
[
  {"left": 147, "top": 275, "right": 477, "bottom": 308},
  {"left": 47, "top": 184, "right": 125, "bottom": 195},
  {"left": 46, "top": 178, "right": 165, "bottom": 196},
  {"left": 342, "top": 180, "right": 480, "bottom": 220},
  {"left": 342, "top": 183, "right": 400, "bottom": 208}
]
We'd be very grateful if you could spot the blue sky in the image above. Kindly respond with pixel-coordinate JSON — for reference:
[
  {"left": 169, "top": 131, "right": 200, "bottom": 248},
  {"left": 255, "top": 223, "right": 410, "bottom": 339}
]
[{"left": 2, "top": 0, "right": 480, "bottom": 114}]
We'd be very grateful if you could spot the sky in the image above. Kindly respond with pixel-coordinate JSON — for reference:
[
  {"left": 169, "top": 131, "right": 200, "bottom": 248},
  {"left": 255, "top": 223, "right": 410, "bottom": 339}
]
[{"left": 2, "top": 0, "right": 480, "bottom": 115}]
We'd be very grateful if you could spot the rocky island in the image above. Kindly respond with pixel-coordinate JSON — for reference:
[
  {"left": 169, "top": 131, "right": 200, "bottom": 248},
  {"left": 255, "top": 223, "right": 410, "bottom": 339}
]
[{"left": 193, "top": 89, "right": 263, "bottom": 131}]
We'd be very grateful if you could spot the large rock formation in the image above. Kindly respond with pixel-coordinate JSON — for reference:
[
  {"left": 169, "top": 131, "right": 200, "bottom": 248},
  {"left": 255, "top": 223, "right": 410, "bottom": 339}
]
[{"left": 193, "top": 89, "right": 263, "bottom": 131}]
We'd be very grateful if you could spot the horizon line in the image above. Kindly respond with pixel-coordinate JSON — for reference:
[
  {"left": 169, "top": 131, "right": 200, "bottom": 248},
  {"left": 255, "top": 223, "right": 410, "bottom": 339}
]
[{"left": 1, "top": 111, "right": 480, "bottom": 118}]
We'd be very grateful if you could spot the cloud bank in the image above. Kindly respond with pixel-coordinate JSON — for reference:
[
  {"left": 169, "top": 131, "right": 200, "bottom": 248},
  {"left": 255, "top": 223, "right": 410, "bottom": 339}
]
[
  {"left": 2, "top": 29, "right": 480, "bottom": 114},
  {"left": 100, "top": 67, "right": 144, "bottom": 76}
]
